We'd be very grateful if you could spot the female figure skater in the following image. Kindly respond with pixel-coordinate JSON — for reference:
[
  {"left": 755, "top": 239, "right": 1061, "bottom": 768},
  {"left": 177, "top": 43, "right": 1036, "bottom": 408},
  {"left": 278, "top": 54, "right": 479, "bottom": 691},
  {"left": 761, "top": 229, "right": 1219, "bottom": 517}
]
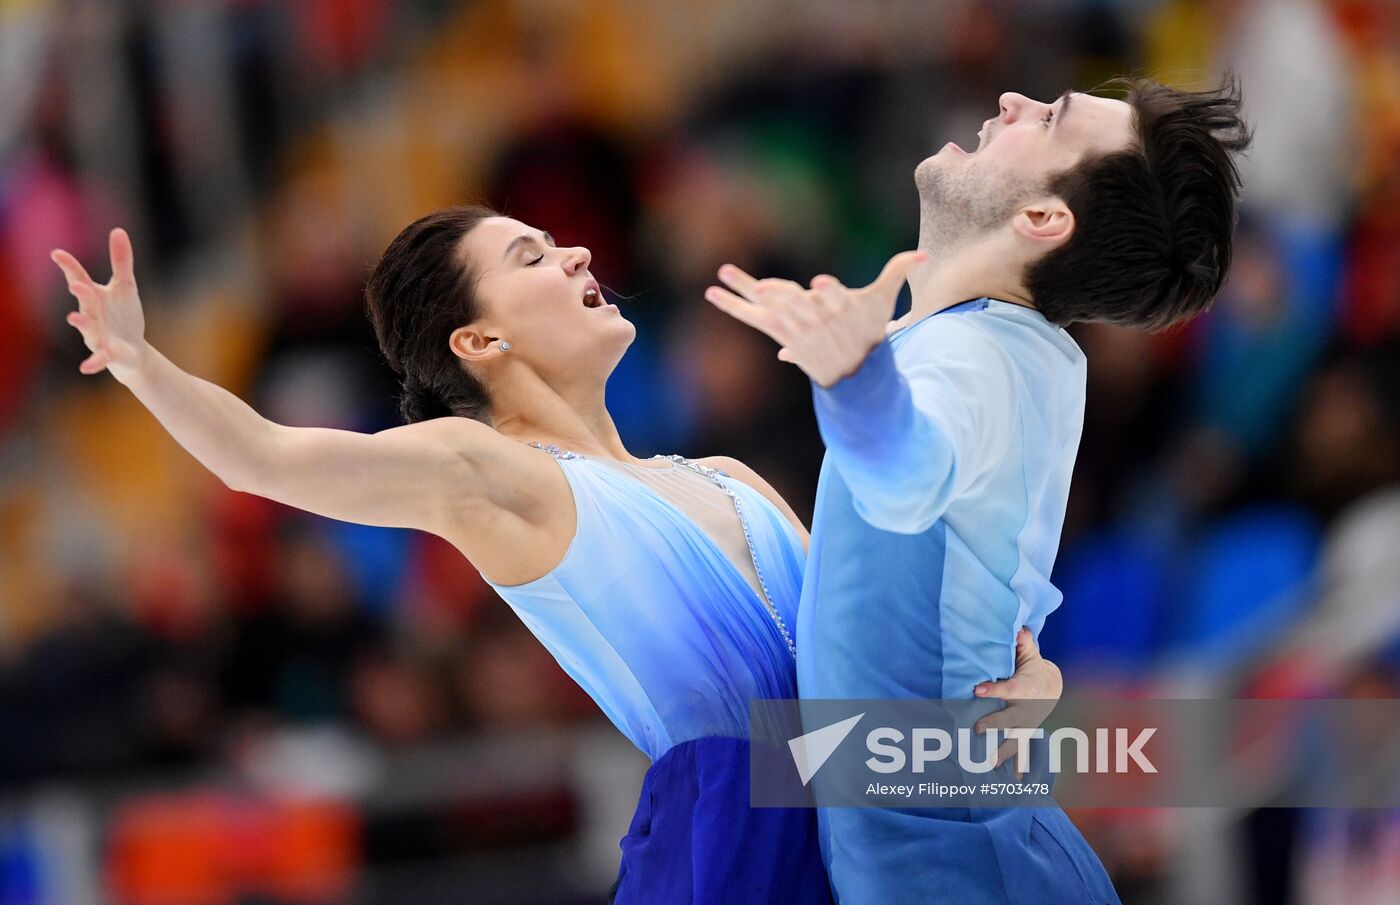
[{"left": 51, "top": 206, "right": 1062, "bottom": 904}]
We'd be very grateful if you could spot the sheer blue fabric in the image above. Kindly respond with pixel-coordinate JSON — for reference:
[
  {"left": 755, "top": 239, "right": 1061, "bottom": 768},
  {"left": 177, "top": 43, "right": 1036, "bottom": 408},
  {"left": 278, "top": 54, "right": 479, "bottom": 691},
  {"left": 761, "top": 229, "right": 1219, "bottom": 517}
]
[
  {"left": 483, "top": 450, "right": 805, "bottom": 762},
  {"left": 484, "top": 449, "right": 829, "bottom": 904}
]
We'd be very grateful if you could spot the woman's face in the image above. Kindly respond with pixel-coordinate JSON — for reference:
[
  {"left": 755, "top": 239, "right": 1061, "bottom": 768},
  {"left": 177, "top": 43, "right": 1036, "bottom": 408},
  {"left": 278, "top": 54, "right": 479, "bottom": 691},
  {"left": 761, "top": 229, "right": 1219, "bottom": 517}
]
[{"left": 456, "top": 216, "right": 635, "bottom": 382}]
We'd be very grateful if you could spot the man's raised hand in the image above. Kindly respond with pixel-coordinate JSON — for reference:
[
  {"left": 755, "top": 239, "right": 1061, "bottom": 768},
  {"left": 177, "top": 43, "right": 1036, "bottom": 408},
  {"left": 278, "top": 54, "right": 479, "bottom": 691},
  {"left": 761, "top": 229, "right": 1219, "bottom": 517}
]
[{"left": 704, "top": 250, "right": 927, "bottom": 388}]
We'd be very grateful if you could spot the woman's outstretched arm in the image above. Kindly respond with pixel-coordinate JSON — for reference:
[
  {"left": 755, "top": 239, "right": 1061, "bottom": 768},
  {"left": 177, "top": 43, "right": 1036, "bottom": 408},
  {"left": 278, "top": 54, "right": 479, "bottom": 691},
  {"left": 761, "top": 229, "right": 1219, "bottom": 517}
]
[
  {"left": 51, "top": 229, "right": 569, "bottom": 582},
  {"left": 123, "top": 343, "right": 511, "bottom": 532}
]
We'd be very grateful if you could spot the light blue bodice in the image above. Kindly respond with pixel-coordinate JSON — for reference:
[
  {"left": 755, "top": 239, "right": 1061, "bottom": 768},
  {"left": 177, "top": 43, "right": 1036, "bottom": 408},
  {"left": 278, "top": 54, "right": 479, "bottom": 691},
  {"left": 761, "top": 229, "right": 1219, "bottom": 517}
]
[{"left": 483, "top": 446, "right": 805, "bottom": 761}]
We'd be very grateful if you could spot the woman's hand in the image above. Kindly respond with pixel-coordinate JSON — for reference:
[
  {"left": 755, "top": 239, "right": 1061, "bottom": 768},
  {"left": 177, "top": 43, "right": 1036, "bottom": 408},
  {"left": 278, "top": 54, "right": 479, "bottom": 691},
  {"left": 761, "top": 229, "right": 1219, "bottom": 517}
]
[
  {"left": 979, "top": 627, "right": 1064, "bottom": 702},
  {"left": 973, "top": 627, "right": 1065, "bottom": 770},
  {"left": 51, "top": 228, "right": 150, "bottom": 384},
  {"left": 46, "top": 226, "right": 569, "bottom": 588}
]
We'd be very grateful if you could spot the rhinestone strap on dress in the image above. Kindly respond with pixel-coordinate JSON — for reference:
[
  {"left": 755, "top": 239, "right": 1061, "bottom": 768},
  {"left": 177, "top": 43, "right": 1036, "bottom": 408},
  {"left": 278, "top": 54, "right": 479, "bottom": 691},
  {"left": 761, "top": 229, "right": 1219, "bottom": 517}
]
[
  {"left": 528, "top": 441, "right": 579, "bottom": 460},
  {"left": 660, "top": 454, "right": 799, "bottom": 663}
]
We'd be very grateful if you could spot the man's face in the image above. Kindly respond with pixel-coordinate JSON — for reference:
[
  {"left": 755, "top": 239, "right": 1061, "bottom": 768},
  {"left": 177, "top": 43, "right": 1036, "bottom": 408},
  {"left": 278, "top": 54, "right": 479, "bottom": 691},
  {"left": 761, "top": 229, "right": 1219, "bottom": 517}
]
[{"left": 914, "top": 91, "right": 1136, "bottom": 245}]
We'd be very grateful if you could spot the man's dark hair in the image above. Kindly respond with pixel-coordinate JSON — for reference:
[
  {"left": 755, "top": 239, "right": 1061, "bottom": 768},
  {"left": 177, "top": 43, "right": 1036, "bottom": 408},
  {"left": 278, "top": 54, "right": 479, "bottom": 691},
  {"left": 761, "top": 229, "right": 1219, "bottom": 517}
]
[{"left": 1024, "top": 72, "right": 1254, "bottom": 330}]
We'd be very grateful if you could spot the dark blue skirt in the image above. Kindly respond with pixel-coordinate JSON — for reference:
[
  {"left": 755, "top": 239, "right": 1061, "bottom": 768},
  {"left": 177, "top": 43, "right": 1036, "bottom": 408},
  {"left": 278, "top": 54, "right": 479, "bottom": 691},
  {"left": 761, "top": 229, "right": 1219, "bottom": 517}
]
[{"left": 610, "top": 735, "right": 833, "bottom": 905}]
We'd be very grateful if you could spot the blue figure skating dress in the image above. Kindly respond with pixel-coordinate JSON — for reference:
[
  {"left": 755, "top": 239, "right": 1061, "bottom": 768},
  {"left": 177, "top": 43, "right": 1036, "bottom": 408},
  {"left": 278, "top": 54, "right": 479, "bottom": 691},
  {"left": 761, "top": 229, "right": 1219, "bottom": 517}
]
[{"left": 483, "top": 443, "right": 832, "bottom": 905}]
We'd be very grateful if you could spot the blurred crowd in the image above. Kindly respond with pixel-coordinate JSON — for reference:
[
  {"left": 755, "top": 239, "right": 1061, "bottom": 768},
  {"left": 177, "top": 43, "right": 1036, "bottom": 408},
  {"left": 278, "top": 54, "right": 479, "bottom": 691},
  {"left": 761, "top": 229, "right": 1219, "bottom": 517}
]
[{"left": 2, "top": 0, "right": 1400, "bottom": 903}]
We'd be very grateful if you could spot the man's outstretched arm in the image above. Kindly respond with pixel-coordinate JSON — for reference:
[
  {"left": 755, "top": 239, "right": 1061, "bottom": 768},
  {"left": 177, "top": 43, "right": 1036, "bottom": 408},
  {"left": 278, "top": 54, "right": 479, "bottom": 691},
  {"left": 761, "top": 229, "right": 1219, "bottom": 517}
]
[
  {"left": 704, "top": 253, "right": 1013, "bottom": 533},
  {"left": 811, "top": 320, "right": 1014, "bottom": 532}
]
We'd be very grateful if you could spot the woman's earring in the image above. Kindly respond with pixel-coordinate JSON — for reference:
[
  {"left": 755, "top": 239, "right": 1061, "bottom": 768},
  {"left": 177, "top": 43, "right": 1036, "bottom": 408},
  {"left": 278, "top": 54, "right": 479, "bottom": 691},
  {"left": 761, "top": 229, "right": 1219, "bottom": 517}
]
[{"left": 499, "top": 341, "right": 511, "bottom": 352}]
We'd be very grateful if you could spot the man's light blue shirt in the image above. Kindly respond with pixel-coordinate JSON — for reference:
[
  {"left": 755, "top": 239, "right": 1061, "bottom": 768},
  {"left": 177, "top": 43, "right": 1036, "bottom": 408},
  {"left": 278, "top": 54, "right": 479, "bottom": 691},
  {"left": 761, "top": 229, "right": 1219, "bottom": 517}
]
[{"left": 797, "top": 298, "right": 1110, "bottom": 904}]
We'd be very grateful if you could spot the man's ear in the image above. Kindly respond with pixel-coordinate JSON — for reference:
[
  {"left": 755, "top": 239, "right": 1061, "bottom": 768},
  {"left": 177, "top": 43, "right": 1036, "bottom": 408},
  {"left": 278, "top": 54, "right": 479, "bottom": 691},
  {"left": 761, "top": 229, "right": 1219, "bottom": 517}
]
[
  {"left": 449, "top": 323, "right": 506, "bottom": 363},
  {"left": 1012, "top": 198, "right": 1075, "bottom": 247}
]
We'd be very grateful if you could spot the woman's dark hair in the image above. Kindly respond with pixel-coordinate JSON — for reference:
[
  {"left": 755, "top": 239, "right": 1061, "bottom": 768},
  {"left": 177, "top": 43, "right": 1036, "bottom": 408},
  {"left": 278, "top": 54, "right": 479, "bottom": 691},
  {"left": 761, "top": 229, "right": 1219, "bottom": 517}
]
[
  {"left": 364, "top": 204, "right": 501, "bottom": 423},
  {"left": 1023, "top": 71, "right": 1254, "bottom": 330}
]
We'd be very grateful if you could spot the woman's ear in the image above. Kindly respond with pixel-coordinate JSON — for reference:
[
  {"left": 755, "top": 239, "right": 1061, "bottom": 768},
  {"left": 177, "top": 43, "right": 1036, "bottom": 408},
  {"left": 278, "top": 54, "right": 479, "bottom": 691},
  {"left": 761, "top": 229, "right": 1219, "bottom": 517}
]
[
  {"left": 1012, "top": 198, "right": 1075, "bottom": 247},
  {"left": 449, "top": 324, "right": 508, "bottom": 363}
]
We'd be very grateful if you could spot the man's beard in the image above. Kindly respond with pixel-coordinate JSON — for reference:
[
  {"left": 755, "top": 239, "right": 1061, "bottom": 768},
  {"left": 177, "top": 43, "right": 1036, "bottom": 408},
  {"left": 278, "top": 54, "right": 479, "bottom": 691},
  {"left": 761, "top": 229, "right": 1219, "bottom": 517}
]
[{"left": 913, "top": 156, "right": 1043, "bottom": 264}]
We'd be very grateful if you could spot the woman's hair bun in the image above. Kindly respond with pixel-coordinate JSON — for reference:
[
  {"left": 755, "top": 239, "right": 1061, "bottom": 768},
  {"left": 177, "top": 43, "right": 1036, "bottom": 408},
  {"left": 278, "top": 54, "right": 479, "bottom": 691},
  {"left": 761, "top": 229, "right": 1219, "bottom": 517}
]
[{"left": 399, "top": 376, "right": 454, "bottom": 423}]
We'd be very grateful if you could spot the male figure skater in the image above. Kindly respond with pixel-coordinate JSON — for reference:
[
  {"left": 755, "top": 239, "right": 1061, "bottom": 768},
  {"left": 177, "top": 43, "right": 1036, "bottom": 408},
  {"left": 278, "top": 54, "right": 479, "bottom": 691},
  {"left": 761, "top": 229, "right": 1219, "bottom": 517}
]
[{"left": 707, "top": 75, "right": 1251, "bottom": 903}]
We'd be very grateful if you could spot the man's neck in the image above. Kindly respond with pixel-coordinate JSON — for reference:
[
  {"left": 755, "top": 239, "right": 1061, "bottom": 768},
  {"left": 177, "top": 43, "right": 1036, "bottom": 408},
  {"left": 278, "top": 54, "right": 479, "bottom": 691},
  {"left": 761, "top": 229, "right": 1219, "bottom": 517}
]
[{"left": 902, "top": 243, "right": 1035, "bottom": 324}]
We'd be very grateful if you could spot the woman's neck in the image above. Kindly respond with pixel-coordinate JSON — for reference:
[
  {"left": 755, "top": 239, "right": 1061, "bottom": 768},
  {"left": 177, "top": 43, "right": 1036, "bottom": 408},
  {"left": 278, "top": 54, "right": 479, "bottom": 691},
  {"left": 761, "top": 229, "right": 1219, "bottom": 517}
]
[{"left": 488, "top": 372, "right": 635, "bottom": 461}]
